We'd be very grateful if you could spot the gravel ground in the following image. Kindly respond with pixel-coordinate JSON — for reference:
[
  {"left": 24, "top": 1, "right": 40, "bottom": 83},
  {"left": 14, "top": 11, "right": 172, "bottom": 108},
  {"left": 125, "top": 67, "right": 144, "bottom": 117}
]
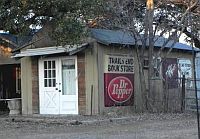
[{"left": 0, "top": 112, "right": 199, "bottom": 139}]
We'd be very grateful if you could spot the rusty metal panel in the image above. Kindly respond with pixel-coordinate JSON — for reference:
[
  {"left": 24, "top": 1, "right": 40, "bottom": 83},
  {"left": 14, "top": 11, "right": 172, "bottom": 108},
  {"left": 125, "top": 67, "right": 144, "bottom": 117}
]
[{"left": 162, "top": 58, "right": 178, "bottom": 89}]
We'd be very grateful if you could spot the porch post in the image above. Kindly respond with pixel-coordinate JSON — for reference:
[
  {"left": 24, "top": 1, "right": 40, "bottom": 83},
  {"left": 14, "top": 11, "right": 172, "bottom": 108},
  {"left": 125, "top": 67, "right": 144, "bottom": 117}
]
[{"left": 21, "top": 57, "right": 33, "bottom": 115}]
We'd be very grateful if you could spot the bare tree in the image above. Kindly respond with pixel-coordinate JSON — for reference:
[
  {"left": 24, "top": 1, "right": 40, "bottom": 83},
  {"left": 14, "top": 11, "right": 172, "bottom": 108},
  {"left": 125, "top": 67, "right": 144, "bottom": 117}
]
[{"left": 94, "top": 0, "right": 200, "bottom": 112}]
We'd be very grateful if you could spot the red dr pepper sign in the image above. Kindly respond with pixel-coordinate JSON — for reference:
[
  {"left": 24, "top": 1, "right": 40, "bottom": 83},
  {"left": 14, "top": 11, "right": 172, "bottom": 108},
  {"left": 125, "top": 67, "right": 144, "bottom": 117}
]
[
  {"left": 108, "top": 76, "right": 133, "bottom": 103},
  {"left": 104, "top": 54, "right": 134, "bottom": 107}
]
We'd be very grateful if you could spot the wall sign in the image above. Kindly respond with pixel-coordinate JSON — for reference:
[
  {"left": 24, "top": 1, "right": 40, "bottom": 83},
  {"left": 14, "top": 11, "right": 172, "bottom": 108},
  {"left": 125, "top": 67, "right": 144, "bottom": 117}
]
[
  {"left": 162, "top": 58, "right": 178, "bottom": 89},
  {"left": 178, "top": 59, "right": 192, "bottom": 87},
  {"left": 104, "top": 54, "right": 134, "bottom": 107},
  {"left": 162, "top": 58, "right": 193, "bottom": 89},
  {"left": 108, "top": 76, "right": 133, "bottom": 103},
  {"left": 178, "top": 59, "right": 192, "bottom": 78}
]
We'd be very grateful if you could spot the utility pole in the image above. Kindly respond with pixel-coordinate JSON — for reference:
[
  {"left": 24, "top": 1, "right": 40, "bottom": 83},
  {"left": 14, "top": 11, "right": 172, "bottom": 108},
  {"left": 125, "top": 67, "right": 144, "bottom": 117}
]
[
  {"left": 146, "top": 0, "right": 154, "bottom": 111},
  {"left": 192, "top": 31, "right": 200, "bottom": 139}
]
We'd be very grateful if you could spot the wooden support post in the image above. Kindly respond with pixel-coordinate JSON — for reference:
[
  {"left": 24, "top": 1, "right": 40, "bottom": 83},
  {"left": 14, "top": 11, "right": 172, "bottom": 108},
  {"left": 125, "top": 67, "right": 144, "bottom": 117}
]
[{"left": 181, "top": 75, "right": 186, "bottom": 112}]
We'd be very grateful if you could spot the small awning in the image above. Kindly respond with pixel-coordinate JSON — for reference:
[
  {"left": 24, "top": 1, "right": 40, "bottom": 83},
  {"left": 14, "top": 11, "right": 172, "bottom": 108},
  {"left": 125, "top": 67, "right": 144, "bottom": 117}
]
[
  {"left": 0, "top": 56, "right": 20, "bottom": 65},
  {"left": 12, "top": 43, "right": 89, "bottom": 58}
]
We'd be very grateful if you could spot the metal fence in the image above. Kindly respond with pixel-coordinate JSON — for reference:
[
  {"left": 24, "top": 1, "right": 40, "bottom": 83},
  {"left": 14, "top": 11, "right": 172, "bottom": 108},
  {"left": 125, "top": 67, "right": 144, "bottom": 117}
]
[
  {"left": 162, "top": 77, "right": 183, "bottom": 112},
  {"left": 185, "top": 78, "right": 200, "bottom": 111},
  {"left": 148, "top": 76, "right": 199, "bottom": 113},
  {"left": 148, "top": 77, "right": 184, "bottom": 113}
]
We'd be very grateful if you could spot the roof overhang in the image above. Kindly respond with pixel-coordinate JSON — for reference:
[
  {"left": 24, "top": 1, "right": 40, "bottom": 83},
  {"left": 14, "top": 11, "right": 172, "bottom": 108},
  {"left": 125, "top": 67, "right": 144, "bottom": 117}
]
[
  {"left": 0, "top": 56, "right": 20, "bottom": 65},
  {"left": 12, "top": 43, "right": 89, "bottom": 58}
]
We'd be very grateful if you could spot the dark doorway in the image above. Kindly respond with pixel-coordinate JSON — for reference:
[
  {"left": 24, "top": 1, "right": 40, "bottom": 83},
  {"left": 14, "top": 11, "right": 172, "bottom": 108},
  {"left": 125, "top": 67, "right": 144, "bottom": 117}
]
[{"left": 0, "top": 64, "right": 21, "bottom": 110}]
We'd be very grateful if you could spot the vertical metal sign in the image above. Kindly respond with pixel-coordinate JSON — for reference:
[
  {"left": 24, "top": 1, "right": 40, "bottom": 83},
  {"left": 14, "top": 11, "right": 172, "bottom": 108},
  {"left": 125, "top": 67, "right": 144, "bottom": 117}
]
[
  {"left": 162, "top": 58, "right": 178, "bottom": 89},
  {"left": 104, "top": 54, "right": 134, "bottom": 107}
]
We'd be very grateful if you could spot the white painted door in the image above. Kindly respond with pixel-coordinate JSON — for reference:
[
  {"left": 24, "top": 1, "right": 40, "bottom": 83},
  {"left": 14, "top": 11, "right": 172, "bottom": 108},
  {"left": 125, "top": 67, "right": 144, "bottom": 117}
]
[
  {"left": 39, "top": 59, "right": 60, "bottom": 114},
  {"left": 59, "top": 58, "right": 78, "bottom": 114},
  {"left": 39, "top": 57, "right": 78, "bottom": 114}
]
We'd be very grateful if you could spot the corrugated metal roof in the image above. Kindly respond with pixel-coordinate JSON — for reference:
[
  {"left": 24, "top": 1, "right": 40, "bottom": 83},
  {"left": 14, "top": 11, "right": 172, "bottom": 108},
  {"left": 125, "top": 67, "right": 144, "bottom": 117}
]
[
  {"left": 12, "top": 43, "right": 89, "bottom": 58},
  {"left": 13, "top": 46, "right": 66, "bottom": 57},
  {"left": 90, "top": 28, "right": 200, "bottom": 52}
]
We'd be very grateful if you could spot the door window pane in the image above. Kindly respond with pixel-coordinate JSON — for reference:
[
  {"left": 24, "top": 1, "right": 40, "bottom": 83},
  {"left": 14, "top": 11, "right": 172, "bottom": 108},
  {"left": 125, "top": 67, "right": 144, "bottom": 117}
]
[
  {"left": 48, "top": 61, "right": 51, "bottom": 69},
  {"left": 52, "top": 79, "right": 56, "bottom": 87},
  {"left": 44, "top": 79, "right": 48, "bottom": 87},
  {"left": 52, "top": 61, "right": 55, "bottom": 69},
  {"left": 48, "top": 70, "right": 51, "bottom": 78},
  {"left": 52, "top": 70, "right": 55, "bottom": 78},
  {"left": 44, "top": 70, "right": 47, "bottom": 78},
  {"left": 49, "top": 79, "right": 52, "bottom": 87},
  {"left": 44, "top": 61, "right": 47, "bottom": 69},
  {"left": 62, "top": 59, "right": 76, "bottom": 95}
]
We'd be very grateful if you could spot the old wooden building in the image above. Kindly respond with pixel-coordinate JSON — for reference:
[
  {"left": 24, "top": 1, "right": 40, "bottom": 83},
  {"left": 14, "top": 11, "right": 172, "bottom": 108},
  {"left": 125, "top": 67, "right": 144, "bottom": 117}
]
[{"left": 12, "top": 28, "right": 199, "bottom": 115}]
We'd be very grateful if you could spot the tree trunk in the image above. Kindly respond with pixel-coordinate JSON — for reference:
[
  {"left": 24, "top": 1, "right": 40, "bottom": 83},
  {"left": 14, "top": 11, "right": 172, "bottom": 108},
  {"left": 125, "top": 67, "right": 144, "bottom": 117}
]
[
  {"left": 136, "top": 47, "right": 148, "bottom": 111},
  {"left": 146, "top": 0, "right": 155, "bottom": 112}
]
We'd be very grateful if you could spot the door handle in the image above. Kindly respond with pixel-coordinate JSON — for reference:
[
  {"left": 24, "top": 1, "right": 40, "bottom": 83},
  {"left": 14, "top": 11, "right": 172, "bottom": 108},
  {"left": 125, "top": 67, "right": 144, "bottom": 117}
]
[
  {"left": 55, "top": 88, "right": 58, "bottom": 90},
  {"left": 59, "top": 90, "right": 61, "bottom": 92}
]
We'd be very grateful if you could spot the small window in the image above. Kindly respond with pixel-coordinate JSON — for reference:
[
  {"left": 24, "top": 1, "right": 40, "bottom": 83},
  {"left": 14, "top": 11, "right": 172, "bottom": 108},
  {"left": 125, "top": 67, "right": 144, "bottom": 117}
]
[
  {"left": 62, "top": 59, "right": 76, "bottom": 95},
  {"left": 44, "top": 60, "right": 56, "bottom": 87},
  {"left": 143, "top": 57, "right": 149, "bottom": 69},
  {"left": 153, "top": 57, "right": 161, "bottom": 78},
  {"left": 143, "top": 57, "right": 161, "bottom": 77}
]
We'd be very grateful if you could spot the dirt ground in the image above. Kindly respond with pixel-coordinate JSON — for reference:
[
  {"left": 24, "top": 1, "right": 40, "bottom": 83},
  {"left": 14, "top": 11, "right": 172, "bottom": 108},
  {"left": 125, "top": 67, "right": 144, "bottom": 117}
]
[{"left": 0, "top": 113, "right": 199, "bottom": 139}]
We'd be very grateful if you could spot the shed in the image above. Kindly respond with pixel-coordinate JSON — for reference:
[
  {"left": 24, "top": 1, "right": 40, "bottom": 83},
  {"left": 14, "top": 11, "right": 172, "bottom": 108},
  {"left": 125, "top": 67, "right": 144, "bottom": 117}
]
[{"left": 12, "top": 28, "right": 199, "bottom": 115}]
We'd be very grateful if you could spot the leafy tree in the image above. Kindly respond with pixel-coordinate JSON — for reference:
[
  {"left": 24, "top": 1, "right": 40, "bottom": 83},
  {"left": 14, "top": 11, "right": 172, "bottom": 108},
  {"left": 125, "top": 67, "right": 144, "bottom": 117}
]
[
  {"left": 0, "top": 0, "right": 198, "bottom": 46},
  {"left": 0, "top": 0, "right": 104, "bottom": 45}
]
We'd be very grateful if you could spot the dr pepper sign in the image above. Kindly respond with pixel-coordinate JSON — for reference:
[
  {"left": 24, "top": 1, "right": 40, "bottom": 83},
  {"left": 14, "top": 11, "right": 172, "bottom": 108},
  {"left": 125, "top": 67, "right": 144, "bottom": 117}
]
[{"left": 104, "top": 54, "right": 134, "bottom": 107}]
